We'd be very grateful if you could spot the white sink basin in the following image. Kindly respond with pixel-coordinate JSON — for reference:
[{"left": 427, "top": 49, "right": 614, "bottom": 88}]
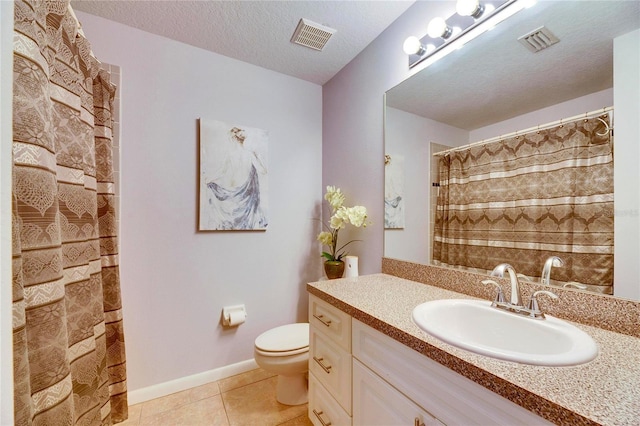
[{"left": 412, "top": 299, "right": 598, "bottom": 366}]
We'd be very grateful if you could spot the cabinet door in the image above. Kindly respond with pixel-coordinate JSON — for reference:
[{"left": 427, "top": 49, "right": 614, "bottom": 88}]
[
  {"left": 309, "top": 373, "right": 351, "bottom": 426},
  {"left": 352, "top": 320, "right": 553, "bottom": 425},
  {"left": 353, "top": 359, "right": 443, "bottom": 426}
]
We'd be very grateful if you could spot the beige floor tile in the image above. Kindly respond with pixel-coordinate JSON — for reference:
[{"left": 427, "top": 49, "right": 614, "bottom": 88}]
[
  {"left": 222, "top": 376, "right": 308, "bottom": 426},
  {"left": 188, "top": 381, "right": 224, "bottom": 401},
  {"left": 140, "top": 381, "right": 221, "bottom": 418},
  {"left": 276, "top": 413, "right": 313, "bottom": 426},
  {"left": 219, "top": 368, "right": 276, "bottom": 393},
  {"left": 117, "top": 403, "right": 142, "bottom": 425},
  {"left": 139, "top": 395, "right": 229, "bottom": 426}
]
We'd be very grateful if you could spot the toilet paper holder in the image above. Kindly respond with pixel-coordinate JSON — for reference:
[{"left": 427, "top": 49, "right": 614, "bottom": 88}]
[{"left": 222, "top": 304, "right": 247, "bottom": 327}]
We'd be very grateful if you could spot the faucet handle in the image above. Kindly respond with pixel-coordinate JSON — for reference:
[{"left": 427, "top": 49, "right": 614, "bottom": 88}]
[
  {"left": 527, "top": 290, "right": 558, "bottom": 319},
  {"left": 481, "top": 279, "right": 505, "bottom": 304}
]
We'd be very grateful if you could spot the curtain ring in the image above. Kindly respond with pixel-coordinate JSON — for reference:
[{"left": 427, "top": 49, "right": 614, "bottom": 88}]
[{"left": 596, "top": 117, "right": 610, "bottom": 137}]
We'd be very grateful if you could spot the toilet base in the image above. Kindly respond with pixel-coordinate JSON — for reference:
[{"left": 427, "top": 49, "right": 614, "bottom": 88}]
[{"left": 276, "top": 372, "right": 308, "bottom": 405}]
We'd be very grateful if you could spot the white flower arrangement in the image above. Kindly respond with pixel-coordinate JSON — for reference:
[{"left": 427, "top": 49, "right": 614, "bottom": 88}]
[{"left": 317, "top": 186, "right": 369, "bottom": 262}]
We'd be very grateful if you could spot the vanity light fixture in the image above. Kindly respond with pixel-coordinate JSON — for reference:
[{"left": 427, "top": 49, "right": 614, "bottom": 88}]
[
  {"left": 404, "top": 0, "right": 536, "bottom": 69},
  {"left": 427, "top": 17, "right": 453, "bottom": 39},
  {"left": 456, "top": 0, "right": 485, "bottom": 18},
  {"left": 403, "top": 36, "right": 426, "bottom": 55},
  {"left": 402, "top": 36, "right": 436, "bottom": 56}
]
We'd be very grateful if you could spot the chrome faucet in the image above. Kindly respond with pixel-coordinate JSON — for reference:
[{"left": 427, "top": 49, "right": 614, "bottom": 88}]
[
  {"left": 485, "top": 263, "right": 559, "bottom": 320},
  {"left": 490, "top": 263, "right": 523, "bottom": 307},
  {"left": 540, "top": 256, "right": 564, "bottom": 286}
]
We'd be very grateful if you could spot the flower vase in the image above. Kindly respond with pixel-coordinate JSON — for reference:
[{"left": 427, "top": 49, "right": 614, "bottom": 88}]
[{"left": 324, "top": 260, "right": 345, "bottom": 280}]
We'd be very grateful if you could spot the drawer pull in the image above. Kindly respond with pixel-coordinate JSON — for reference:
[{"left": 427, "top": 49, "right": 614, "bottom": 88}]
[
  {"left": 313, "top": 314, "right": 332, "bottom": 327},
  {"left": 313, "top": 356, "right": 332, "bottom": 373},
  {"left": 414, "top": 417, "right": 425, "bottom": 426},
  {"left": 313, "top": 409, "right": 332, "bottom": 426}
]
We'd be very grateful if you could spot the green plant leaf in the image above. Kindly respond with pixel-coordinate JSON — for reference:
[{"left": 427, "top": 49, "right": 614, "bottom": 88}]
[{"left": 321, "top": 252, "right": 335, "bottom": 261}]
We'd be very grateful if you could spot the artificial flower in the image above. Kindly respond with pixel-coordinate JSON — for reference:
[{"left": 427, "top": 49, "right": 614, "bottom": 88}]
[{"left": 317, "top": 185, "right": 369, "bottom": 262}]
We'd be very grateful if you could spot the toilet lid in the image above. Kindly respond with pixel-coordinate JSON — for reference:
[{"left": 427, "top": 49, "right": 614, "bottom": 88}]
[{"left": 255, "top": 323, "right": 309, "bottom": 353}]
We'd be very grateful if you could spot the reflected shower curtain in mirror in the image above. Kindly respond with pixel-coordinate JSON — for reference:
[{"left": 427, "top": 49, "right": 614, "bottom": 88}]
[
  {"left": 433, "top": 115, "right": 614, "bottom": 294},
  {"left": 12, "top": 0, "right": 128, "bottom": 424}
]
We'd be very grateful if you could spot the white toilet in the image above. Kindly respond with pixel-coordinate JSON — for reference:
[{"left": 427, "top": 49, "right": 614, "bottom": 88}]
[{"left": 254, "top": 323, "right": 309, "bottom": 405}]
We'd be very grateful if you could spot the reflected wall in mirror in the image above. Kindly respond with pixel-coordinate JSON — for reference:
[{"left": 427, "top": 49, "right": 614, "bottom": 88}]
[{"left": 384, "top": 1, "right": 640, "bottom": 300}]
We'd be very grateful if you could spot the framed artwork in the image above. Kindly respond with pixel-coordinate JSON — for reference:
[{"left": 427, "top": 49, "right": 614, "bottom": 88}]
[
  {"left": 385, "top": 154, "right": 405, "bottom": 229},
  {"left": 199, "top": 119, "right": 269, "bottom": 231}
]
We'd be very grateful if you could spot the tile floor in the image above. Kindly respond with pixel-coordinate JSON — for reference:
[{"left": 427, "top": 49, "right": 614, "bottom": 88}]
[{"left": 119, "top": 368, "right": 313, "bottom": 426}]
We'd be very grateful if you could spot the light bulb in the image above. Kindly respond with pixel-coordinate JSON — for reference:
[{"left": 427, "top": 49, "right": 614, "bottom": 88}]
[
  {"left": 427, "top": 17, "right": 452, "bottom": 39},
  {"left": 403, "top": 36, "right": 423, "bottom": 55},
  {"left": 456, "top": 0, "right": 480, "bottom": 16}
]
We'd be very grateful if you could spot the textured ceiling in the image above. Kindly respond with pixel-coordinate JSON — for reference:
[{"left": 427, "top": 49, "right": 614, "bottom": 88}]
[
  {"left": 71, "top": 0, "right": 415, "bottom": 85},
  {"left": 386, "top": 1, "right": 640, "bottom": 130}
]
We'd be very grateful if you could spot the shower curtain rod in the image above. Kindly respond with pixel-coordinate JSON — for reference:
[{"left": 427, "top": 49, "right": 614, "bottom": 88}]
[{"left": 433, "top": 106, "right": 613, "bottom": 157}]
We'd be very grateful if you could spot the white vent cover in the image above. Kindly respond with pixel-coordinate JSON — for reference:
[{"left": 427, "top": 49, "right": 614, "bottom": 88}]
[
  {"left": 291, "top": 18, "right": 336, "bottom": 51},
  {"left": 518, "top": 26, "right": 560, "bottom": 53}
]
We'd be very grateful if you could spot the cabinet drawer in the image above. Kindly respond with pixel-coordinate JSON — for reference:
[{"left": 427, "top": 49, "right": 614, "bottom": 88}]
[
  {"left": 310, "top": 328, "right": 352, "bottom": 414},
  {"left": 309, "top": 294, "right": 351, "bottom": 352},
  {"left": 309, "top": 373, "right": 351, "bottom": 426},
  {"left": 353, "top": 358, "right": 443, "bottom": 426},
  {"left": 352, "top": 320, "right": 552, "bottom": 425}
]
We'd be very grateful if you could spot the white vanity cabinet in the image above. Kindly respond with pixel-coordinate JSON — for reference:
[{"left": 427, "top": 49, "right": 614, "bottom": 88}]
[
  {"left": 308, "top": 294, "right": 352, "bottom": 426},
  {"left": 308, "top": 294, "right": 553, "bottom": 426},
  {"left": 352, "top": 319, "right": 553, "bottom": 426}
]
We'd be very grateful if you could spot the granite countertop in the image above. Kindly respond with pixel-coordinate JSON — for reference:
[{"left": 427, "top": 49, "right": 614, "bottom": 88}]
[{"left": 307, "top": 273, "right": 640, "bottom": 426}]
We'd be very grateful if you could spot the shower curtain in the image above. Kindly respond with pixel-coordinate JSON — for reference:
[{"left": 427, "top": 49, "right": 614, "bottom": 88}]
[
  {"left": 433, "top": 115, "right": 614, "bottom": 294},
  {"left": 12, "top": 0, "right": 128, "bottom": 424}
]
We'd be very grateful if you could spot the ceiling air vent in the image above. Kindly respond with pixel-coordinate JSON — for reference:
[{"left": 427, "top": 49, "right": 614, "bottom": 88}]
[
  {"left": 518, "top": 26, "right": 560, "bottom": 53},
  {"left": 291, "top": 18, "right": 336, "bottom": 51}
]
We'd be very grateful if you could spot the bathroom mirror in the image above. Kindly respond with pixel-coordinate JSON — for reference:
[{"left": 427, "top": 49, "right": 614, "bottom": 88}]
[{"left": 384, "top": 1, "right": 640, "bottom": 298}]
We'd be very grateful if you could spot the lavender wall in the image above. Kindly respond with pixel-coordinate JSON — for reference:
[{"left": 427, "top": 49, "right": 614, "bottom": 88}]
[
  {"left": 322, "top": 1, "right": 454, "bottom": 275},
  {"left": 76, "top": 12, "right": 323, "bottom": 396}
]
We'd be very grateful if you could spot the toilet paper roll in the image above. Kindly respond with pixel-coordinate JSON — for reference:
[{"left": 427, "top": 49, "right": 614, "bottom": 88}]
[
  {"left": 227, "top": 310, "right": 246, "bottom": 327},
  {"left": 345, "top": 255, "right": 359, "bottom": 278}
]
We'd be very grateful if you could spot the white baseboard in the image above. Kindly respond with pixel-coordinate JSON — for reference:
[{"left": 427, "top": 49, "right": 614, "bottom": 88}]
[{"left": 127, "top": 358, "right": 259, "bottom": 406}]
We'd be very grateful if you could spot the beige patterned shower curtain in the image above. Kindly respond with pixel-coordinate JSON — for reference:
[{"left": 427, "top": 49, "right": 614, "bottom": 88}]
[
  {"left": 12, "top": 0, "right": 128, "bottom": 424},
  {"left": 433, "top": 115, "right": 614, "bottom": 294}
]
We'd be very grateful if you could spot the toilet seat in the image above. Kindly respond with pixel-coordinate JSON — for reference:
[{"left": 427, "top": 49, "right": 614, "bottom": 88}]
[{"left": 255, "top": 323, "right": 309, "bottom": 356}]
